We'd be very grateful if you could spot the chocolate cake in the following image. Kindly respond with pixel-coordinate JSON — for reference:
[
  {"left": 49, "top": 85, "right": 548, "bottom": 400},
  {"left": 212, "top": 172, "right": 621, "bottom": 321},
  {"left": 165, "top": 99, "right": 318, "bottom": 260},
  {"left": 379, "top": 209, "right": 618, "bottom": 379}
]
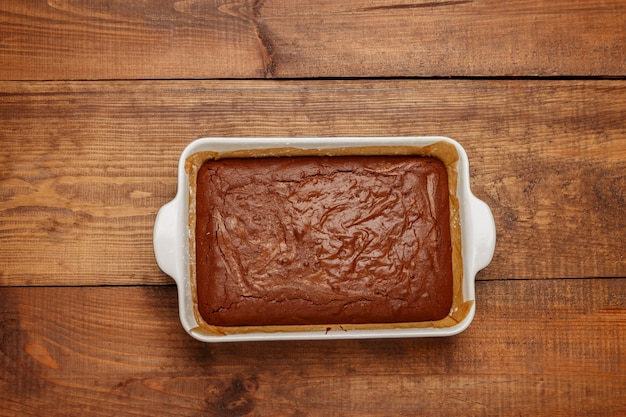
[{"left": 195, "top": 155, "right": 454, "bottom": 326}]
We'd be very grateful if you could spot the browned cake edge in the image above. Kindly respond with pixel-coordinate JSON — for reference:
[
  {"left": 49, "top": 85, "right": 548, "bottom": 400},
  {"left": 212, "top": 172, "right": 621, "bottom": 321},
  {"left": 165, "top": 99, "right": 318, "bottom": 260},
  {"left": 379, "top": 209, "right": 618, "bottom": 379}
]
[{"left": 185, "top": 143, "right": 469, "bottom": 336}]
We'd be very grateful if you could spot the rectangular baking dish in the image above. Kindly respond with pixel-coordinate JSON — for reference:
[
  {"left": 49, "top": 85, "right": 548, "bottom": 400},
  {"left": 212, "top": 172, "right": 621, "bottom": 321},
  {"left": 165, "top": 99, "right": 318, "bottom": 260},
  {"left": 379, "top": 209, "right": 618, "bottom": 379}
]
[{"left": 154, "top": 137, "right": 495, "bottom": 342}]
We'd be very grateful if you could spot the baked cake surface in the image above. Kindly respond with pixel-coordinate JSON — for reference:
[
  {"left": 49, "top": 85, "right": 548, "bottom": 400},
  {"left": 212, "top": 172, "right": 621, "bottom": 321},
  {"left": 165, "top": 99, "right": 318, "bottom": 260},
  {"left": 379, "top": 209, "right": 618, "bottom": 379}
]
[{"left": 195, "top": 155, "right": 453, "bottom": 326}]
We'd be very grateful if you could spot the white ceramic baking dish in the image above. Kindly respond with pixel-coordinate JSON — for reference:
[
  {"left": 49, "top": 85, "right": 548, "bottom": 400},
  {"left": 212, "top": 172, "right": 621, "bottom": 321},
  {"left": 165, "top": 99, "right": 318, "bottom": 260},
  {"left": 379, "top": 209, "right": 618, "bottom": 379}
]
[{"left": 154, "top": 137, "right": 495, "bottom": 342}]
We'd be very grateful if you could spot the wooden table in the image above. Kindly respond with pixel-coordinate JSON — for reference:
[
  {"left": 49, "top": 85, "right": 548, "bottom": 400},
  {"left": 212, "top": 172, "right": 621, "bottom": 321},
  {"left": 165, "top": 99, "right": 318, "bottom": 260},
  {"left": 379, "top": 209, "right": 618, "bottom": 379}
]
[{"left": 1, "top": 1, "right": 625, "bottom": 415}]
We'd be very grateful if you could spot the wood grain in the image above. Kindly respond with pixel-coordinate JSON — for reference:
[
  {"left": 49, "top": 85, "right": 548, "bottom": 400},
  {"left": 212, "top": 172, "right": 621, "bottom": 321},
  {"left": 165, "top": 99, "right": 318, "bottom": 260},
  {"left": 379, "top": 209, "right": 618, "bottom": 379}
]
[
  {"left": 1, "top": 80, "right": 624, "bottom": 286},
  {"left": 2, "top": 0, "right": 626, "bottom": 80},
  {"left": 1, "top": 279, "right": 625, "bottom": 416},
  {"left": 2, "top": 1, "right": 624, "bottom": 415}
]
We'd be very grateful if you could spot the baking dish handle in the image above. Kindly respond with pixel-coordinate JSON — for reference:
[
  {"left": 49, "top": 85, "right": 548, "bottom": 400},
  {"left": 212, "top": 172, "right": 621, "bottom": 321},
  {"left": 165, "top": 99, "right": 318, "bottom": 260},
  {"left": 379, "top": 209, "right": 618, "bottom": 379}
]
[
  {"left": 469, "top": 195, "right": 496, "bottom": 273},
  {"left": 153, "top": 199, "right": 180, "bottom": 282}
]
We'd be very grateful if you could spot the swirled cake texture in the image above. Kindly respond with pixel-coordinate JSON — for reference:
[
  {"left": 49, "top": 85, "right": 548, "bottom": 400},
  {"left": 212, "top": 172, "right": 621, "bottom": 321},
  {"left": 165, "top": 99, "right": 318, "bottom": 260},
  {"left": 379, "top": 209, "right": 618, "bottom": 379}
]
[{"left": 195, "top": 155, "right": 453, "bottom": 326}]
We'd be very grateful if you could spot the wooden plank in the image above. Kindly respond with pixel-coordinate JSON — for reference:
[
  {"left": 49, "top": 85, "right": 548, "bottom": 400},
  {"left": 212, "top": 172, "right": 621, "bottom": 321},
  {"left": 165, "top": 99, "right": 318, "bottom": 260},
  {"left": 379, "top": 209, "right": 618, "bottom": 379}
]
[
  {"left": 2, "top": 1, "right": 626, "bottom": 80},
  {"left": 0, "top": 80, "right": 624, "bottom": 286},
  {"left": 1, "top": 279, "right": 625, "bottom": 416}
]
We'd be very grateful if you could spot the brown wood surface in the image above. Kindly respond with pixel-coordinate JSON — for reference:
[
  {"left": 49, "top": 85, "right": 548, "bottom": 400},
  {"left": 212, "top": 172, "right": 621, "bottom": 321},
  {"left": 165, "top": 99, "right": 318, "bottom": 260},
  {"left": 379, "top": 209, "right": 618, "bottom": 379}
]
[
  {"left": 2, "top": 1, "right": 626, "bottom": 80},
  {"left": 2, "top": 0, "right": 625, "bottom": 415},
  {"left": 1, "top": 80, "right": 624, "bottom": 286},
  {"left": 1, "top": 279, "right": 625, "bottom": 416}
]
